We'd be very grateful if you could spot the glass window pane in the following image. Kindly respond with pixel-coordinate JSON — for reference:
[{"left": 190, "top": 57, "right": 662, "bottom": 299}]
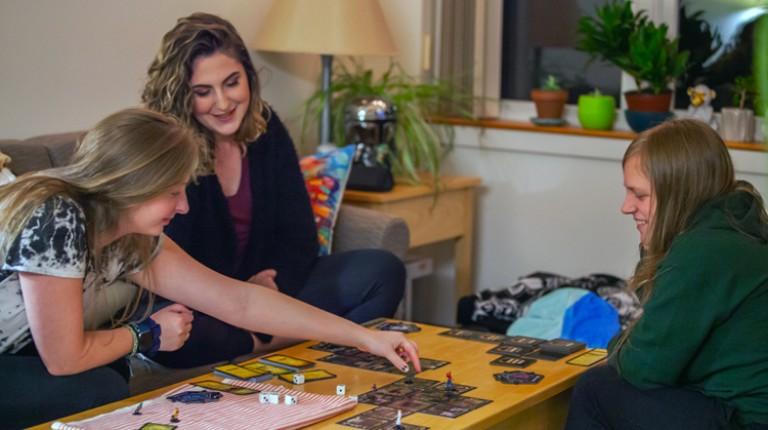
[{"left": 500, "top": 0, "right": 622, "bottom": 104}]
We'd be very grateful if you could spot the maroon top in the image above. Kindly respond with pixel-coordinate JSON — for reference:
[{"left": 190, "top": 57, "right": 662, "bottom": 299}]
[{"left": 227, "top": 155, "right": 253, "bottom": 266}]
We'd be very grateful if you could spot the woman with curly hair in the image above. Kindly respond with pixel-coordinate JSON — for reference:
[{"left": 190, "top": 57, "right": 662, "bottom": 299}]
[{"left": 141, "top": 12, "right": 406, "bottom": 368}]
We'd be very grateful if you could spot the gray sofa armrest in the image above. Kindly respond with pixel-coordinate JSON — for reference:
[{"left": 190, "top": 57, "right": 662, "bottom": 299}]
[{"left": 332, "top": 204, "right": 409, "bottom": 259}]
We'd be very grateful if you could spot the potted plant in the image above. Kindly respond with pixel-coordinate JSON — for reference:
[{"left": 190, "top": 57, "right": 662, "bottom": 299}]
[
  {"left": 578, "top": 1, "right": 690, "bottom": 131},
  {"left": 721, "top": 75, "right": 756, "bottom": 142},
  {"left": 578, "top": 89, "right": 616, "bottom": 130},
  {"left": 303, "top": 61, "right": 469, "bottom": 185},
  {"left": 530, "top": 75, "right": 568, "bottom": 124}
]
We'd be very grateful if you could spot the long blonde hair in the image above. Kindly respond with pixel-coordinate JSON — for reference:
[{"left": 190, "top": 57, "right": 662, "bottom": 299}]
[
  {"left": 142, "top": 12, "right": 268, "bottom": 170},
  {"left": 0, "top": 108, "right": 202, "bottom": 323},
  {"left": 614, "top": 119, "right": 768, "bottom": 352}
]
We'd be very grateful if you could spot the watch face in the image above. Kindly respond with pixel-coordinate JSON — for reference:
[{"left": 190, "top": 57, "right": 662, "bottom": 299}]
[{"left": 137, "top": 330, "right": 154, "bottom": 353}]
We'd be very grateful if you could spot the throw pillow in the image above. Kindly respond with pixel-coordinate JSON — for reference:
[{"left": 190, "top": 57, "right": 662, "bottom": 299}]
[{"left": 300, "top": 145, "right": 355, "bottom": 256}]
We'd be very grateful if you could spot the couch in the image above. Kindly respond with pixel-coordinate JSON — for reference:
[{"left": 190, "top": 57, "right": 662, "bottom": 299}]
[{"left": 0, "top": 131, "right": 410, "bottom": 394}]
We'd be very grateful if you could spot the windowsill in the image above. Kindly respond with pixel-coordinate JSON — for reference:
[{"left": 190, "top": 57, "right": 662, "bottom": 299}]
[{"left": 431, "top": 116, "right": 767, "bottom": 152}]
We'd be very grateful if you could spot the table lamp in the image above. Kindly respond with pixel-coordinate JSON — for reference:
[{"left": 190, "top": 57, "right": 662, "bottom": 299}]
[{"left": 253, "top": 0, "right": 398, "bottom": 148}]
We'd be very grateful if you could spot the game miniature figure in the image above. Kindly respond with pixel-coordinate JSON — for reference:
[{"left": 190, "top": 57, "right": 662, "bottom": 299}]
[
  {"left": 292, "top": 373, "right": 305, "bottom": 385},
  {"left": 445, "top": 372, "right": 455, "bottom": 391},
  {"left": 336, "top": 384, "right": 347, "bottom": 395},
  {"left": 132, "top": 402, "right": 143, "bottom": 416},
  {"left": 170, "top": 407, "right": 180, "bottom": 423},
  {"left": 395, "top": 409, "right": 404, "bottom": 430},
  {"left": 284, "top": 394, "right": 297, "bottom": 405},
  {"left": 166, "top": 390, "right": 223, "bottom": 404}
]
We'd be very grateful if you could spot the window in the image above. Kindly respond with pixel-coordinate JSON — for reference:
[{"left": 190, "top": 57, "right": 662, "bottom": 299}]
[
  {"left": 675, "top": 1, "right": 767, "bottom": 110},
  {"left": 500, "top": 0, "right": 622, "bottom": 105}
]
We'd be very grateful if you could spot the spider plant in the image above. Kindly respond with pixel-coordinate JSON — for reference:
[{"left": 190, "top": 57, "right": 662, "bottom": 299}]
[{"left": 303, "top": 60, "right": 471, "bottom": 185}]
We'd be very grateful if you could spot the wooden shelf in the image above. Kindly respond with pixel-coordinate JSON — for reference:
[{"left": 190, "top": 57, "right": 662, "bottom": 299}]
[{"left": 431, "top": 116, "right": 767, "bottom": 152}]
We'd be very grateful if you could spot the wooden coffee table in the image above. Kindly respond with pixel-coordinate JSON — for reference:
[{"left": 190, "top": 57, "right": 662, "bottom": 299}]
[{"left": 31, "top": 322, "right": 595, "bottom": 429}]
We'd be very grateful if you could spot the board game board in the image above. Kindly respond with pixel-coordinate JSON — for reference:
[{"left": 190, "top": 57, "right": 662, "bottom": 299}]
[
  {"left": 337, "top": 376, "right": 491, "bottom": 429},
  {"left": 311, "top": 342, "right": 449, "bottom": 374},
  {"left": 51, "top": 379, "right": 356, "bottom": 430}
]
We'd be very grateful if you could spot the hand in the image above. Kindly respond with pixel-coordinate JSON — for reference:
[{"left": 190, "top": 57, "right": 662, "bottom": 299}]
[
  {"left": 247, "top": 269, "right": 278, "bottom": 292},
  {"left": 358, "top": 330, "right": 421, "bottom": 373},
  {"left": 150, "top": 303, "right": 194, "bottom": 352}
]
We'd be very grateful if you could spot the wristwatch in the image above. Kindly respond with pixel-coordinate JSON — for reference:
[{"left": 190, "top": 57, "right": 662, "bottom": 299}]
[{"left": 128, "top": 318, "right": 161, "bottom": 356}]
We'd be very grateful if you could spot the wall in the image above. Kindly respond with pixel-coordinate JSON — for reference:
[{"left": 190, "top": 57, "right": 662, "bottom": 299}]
[
  {"left": 443, "top": 126, "right": 768, "bottom": 294},
  {"left": 0, "top": 0, "right": 424, "bottom": 151}
]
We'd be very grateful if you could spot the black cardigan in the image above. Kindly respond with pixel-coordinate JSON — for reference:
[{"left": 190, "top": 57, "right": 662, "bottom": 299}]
[{"left": 165, "top": 112, "right": 320, "bottom": 297}]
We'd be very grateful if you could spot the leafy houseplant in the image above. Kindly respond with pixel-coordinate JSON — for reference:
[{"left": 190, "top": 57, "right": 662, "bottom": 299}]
[
  {"left": 578, "top": 0, "right": 689, "bottom": 113},
  {"left": 303, "top": 61, "right": 468, "bottom": 184},
  {"left": 530, "top": 75, "right": 568, "bottom": 120},
  {"left": 578, "top": 89, "right": 616, "bottom": 130},
  {"left": 721, "top": 75, "right": 757, "bottom": 142}
]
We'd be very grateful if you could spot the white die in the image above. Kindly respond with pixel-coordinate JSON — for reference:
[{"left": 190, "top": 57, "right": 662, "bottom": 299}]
[
  {"left": 266, "top": 392, "right": 280, "bottom": 404},
  {"left": 292, "top": 373, "right": 305, "bottom": 384},
  {"left": 258, "top": 393, "right": 269, "bottom": 404},
  {"left": 284, "top": 394, "right": 297, "bottom": 405},
  {"left": 336, "top": 384, "right": 346, "bottom": 396}
]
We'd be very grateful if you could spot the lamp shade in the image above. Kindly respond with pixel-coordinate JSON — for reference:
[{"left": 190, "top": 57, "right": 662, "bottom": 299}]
[{"left": 253, "top": 0, "right": 398, "bottom": 56}]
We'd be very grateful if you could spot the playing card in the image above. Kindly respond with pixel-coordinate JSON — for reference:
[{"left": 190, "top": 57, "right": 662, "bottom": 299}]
[
  {"left": 566, "top": 348, "right": 608, "bottom": 366},
  {"left": 489, "top": 355, "right": 536, "bottom": 369},
  {"left": 278, "top": 368, "right": 337, "bottom": 383},
  {"left": 258, "top": 354, "right": 315, "bottom": 371},
  {"left": 191, "top": 380, "right": 258, "bottom": 395},
  {"left": 503, "top": 335, "right": 545, "bottom": 348},
  {"left": 213, "top": 364, "right": 271, "bottom": 382},
  {"left": 241, "top": 361, "right": 292, "bottom": 375},
  {"left": 139, "top": 424, "right": 177, "bottom": 430},
  {"left": 374, "top": 321, "right": 422, "bottom": 333},
  {"left": 538, "top": 338, "right": 586, "bottom": 356},
  {"left": 487, "top": 344, "right": 535, "bottom": 356}
]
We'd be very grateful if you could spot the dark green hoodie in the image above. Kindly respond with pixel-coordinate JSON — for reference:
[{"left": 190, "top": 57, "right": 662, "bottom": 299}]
[{"left": 615, "top": 191, "right": 768, "bottom": 427}]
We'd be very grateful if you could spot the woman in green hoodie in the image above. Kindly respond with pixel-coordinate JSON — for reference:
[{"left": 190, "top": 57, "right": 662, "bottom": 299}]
[{"left": 566, "top": 119, "right": 768, "bottom": 430}]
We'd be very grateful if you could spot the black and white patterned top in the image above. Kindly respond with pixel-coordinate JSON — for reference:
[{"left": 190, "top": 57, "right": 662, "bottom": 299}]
[{"left": 0, "top": 195, "right": 160, "bottom": 354}]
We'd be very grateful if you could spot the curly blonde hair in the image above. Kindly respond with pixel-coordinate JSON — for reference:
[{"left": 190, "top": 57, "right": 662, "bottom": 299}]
[{"left": 142, "top": 12, "right": 268, "bottom": 170}]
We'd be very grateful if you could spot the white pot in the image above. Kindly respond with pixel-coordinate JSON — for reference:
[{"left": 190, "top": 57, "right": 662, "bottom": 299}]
[{"left": 720, "top": 108, "right": 755, "bottom": 142}]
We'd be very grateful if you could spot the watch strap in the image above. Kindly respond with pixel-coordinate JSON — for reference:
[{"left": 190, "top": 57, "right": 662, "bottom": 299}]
[{"left": 129, "top": 318, "right": 162, "bottom": 356}]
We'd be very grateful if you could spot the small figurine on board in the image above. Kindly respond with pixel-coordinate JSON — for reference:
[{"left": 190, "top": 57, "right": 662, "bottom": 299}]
[
  {"left": 445, "top": 371, "right": 455, "bottom": 391},
  {"left": 395, "top": 409, "right": 404, "bottom": 430},
  {"left": 170, "top": 407, "right": 180, "bottom": 423},
  {"left": 132, "top": 402, "right": 143, "bottom": 416}
]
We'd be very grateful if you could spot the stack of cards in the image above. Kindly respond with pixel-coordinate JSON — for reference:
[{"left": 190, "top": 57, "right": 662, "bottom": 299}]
[
  {"left": 213, "top": 364, "right": 273, "bottom": 383},
  {"left": 538, "top": 339, "right": 586, "bottom": 357},
  {"left": 277, "top": 369, "right": 337, "bottom": 384},
  {"left": 258, "top": 354, "right": 315, "bottom": 373},
  {"left": 191, "top": 380, "right": 259, "bottom": 395},
  {"left": 241, "top": 361, "right": 292, "bottom": 376}
]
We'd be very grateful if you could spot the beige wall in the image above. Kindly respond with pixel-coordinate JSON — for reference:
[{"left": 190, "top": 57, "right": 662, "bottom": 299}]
[{"left": 0, "top": 0, "right": 424, "bottom": 149}]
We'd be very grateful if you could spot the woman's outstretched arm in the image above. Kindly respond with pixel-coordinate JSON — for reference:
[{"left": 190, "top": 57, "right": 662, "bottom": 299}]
[{"left": 130, "top": 237, "right": 421, "bottom": 372}]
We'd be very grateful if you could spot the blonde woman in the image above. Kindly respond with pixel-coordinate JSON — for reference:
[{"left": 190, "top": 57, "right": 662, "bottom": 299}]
[
  {"left": 565, "top": 119, "right": 768, "bottom": 429},
  {"left": 141, "top": 12, "right": 406, "bottom": 368},
  {"left": 0, "top": 108, "right": 419, "bottom": 429}
]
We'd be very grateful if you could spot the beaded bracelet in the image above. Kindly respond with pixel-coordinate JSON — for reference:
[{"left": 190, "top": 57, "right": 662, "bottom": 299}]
[{"left": 126, "top": 323, "right": 140, "bottom": 357}]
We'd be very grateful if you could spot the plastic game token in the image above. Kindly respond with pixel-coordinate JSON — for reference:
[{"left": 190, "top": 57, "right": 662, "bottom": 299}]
[
  {"left": 166, "top": 390, "right": 223, "bottom": 403},
  {"left": 493, "top": 371, "right": 544, "bottom": 385}
]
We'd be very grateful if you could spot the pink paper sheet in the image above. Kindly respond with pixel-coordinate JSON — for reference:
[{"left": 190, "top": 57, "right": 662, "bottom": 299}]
[{"left": 52, "top": 379, "right": 357, "bottom": 430}]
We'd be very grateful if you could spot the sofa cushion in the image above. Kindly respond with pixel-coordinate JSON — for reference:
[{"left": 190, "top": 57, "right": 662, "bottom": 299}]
[
  {"left": 299, "top": 145, "right": 355, "bottom": 256},
  {"left": 0, "top": 132, "right": 82, "bottom": 175}
]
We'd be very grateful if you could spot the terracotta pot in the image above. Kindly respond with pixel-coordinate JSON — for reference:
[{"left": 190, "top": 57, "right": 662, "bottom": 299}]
[
  {"left": 624, "top": 91, "right": 672, "bottom": 112},
  {"left": 531, "top": 89, "right": 568, "bottom": 119}
]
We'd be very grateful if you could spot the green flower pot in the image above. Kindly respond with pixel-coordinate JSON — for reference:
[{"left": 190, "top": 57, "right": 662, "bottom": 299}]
[{"left": 578, "top": 95, "right": 616, "bottom": 130}]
